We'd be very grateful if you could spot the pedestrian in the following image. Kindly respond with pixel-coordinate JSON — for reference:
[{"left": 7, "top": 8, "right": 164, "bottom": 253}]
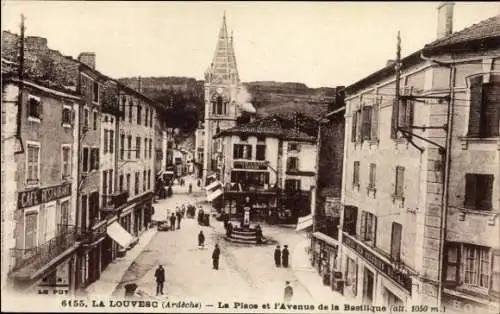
[
  {"left": 226, "top": 222, "right": 233, "bottom": 237},
  {"left": 282, "top": 245, "right": 289, "bottom": 268},
  {"left": 170, "top": 213, "right": 176, "bottom": 231},
  {"left": 198, "top": 230, "right": 205, "bottom": 248},
  {"left": 181, "top": 204, "right": 186, "bottom": 217},
  {"left": 197, "top": 179, "right": 201, "bottom": 187},
  {"left": 154, "top": 265, "right": 165, "bottom": 296},
  {"left": 176, "top": 210, "right": 182, "bottom": 229},
  {"left": 212, "top": 244, "right": 221, "bottom": 270},
  {"left": 274, "top": 245, "right": 281, "bottom": 267},
  {"left": 283, "top": 281, "right": 293, "bottom": 303}
]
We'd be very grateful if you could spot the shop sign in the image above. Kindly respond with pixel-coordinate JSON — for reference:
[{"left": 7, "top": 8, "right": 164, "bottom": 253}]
[
  {"left": 343, "top": 235, "right": 412, "bottom": 294},
  {"left": 325, "top": 197, "right": 341, "bottom": 218},
  {"left": 18, "top": 183, "right": 72, "bottom": 210},
  {"left": 233, "top": 160, "right": 268, "bottom": 170}
]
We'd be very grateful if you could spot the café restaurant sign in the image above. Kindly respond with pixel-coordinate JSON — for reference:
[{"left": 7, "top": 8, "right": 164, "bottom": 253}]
[
  {"left": 18, "top": 183, "right": 72, "bottom": 209},
  {"left": 233, "top": 160, "right": 268, "bottom": 170},
  {"left": 343, "top": 234, "right": 412, "bottom": 294}
]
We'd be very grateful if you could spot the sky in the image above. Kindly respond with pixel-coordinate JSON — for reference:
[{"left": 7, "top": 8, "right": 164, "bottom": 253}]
[{"left": 1, "top": 1, "right": 499, "bottom": 88}]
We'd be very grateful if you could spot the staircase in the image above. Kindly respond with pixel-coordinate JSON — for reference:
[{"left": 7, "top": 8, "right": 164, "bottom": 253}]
[{"left": 224, "top": 227, "right": 267, "bottom": 245}]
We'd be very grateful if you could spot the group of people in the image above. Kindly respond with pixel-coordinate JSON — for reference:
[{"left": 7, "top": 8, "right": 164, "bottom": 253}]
[
  {"left": 168, "top": 206, "right": 186, "bottom": 231},
  {"left": 274, "top": 245, "right": 290, "bottom": 268}
]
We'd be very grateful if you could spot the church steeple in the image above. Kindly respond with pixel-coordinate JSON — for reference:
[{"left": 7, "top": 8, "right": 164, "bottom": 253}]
[{"left": 208, "top": 12, "right": 240, "bottom": 84}]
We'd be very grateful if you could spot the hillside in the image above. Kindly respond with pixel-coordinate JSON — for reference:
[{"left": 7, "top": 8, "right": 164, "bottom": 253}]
[{"left": 118, "top": 77, "right": 344, "bottom": 128}]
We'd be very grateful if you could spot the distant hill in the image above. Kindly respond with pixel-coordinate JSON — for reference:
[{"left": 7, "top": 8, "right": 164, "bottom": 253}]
[{"left": 118, "top": 77, "right": 344, "bottom": 129}]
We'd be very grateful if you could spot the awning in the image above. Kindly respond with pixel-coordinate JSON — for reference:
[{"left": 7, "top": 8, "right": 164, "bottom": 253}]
[
  {"left": 312, "top": 231, "right": 339, "bottom": 247},
  {"left": 165, "top": 171, "right": 174, "bottom": 175},
  {"left": 107, "top": 222, "right": 135, "bottom": 249},
  {"left": 207, "top": 189, "right": 223, "bottom": 202},
  {"left": 206, "top": 180, "right": 222, "bottom": 192},
  {"left": 296, "top": 214, "right": 313, "bottom": 231}
]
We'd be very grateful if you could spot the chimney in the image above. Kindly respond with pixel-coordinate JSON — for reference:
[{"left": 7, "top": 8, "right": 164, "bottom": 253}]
[
  {"left": 25, "top": 36, "right": 48, "bottom": 52},
  {"left": 436, "top": 2, "right": 454, "bottom": 39},
  {"left": 138, "top": 76, "right": 143, "bottom": 92},
  {"left": 78, "top": 52, "right": 96, "bottom": 69}
]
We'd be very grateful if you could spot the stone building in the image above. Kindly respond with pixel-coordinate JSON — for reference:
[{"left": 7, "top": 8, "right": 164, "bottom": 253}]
[
  {"left": 213, "top": 113, "right": 319, "bottom": 223},
  {"left": 339, "top": 5, "right": 499, "bottom": 312},
  {"left": 2, "top": 66, "right": 80, "bottom": 293}
]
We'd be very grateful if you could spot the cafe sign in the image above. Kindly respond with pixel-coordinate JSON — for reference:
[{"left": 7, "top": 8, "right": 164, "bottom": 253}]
[
  {"left": 18, "top": 183, "right": 72, "bottom": 210},
  {"left": 343, "top": 234, "right": 412, "bottom": 294},
  {"left": 233, "top": 160, "right": 268, "bottom": 170}
]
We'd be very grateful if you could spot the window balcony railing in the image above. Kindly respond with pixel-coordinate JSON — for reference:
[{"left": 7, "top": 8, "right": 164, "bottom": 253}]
[
  {"left": 9, "top": 224, "right": 79, "bottom": 274},
  {"left": 101, "top": 190, "right": 129, "bottom": 213}
]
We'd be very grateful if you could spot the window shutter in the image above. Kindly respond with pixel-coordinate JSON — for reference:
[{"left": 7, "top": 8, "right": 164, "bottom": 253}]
[
  {"left": 467, "top": 76, "right": 483, "bottom": 137},
  {"left": 83, "top": 147, "right": 89, "bottom": 172},
  {"left": 464, "top": 174, "right": 477, "bottom": 208},
  {"left": 362, "top": 106, "right": 372, "bottom": 140},
  {"left": 444, "top": 242, "right": 460, "bottom": 287},
  {"left": 372, "top": 215, "right": 378, "bottom": 246},
  {"left": 404, "top": 100, "right": 414, "bottom": 135},
  {"left": 491, "top": 249, "right": 500, "bottom": 298},
  {"left": 390, "top": 222, "right": 402, "bottom": 262},
  {"left": 351, "top": 111, "right": 357, "bottom": 142},
  {"left": 37, "top": 100, "right": 43, "bottom": 119},
  {"left": 360, "top": 211, "right": 366, "bottom": 239},
  {"left": 478, "top": 174, "right": 493, "bottom": 210},
  {"left": 391, "top": 99, "right": 398, "bottom": 138},
  {"left": 371, "top": 100, "right": 379, "bottom": 140},
  {"left": 356, "top": 110, "right": 362, "bottom": 142},
  {"left": 71, "top": 109, "right": 76, "bottom": 126},
  {"left": 483, "top": 74, "right": 500, "bottom": 137}
]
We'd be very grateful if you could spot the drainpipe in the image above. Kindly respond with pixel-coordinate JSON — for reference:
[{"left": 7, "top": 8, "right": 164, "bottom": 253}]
[{"left": 421, "top": 50, "right": 455, "bottom": 310}]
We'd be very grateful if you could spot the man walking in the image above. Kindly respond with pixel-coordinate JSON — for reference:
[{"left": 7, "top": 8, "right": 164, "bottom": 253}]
[
  {"left": 198, "top": 230, "right": 205, "bottom": 248},
  {"left": 274, "top": 245, "right": 281, "bottom": 267},
  {"left": 176, "top": 210, "right": 182, "bottom": 229},
  {"left": 170, "top": 213, "right": 176, "bottom": 231},
  {"left": 154, "top": 265, "right": 165, "bottom": 296},
  {"left": 212, "top": 244, "right": 221, "bottom": 270},
  {"left": 283, "top": 281, "right": 293, "bottom": 303},
  {"left": 282, "top": 245, "right": 290, "bottom": 268}
]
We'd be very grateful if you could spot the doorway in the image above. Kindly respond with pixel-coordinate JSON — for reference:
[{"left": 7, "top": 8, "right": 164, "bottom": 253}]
[{"left": 363, "top": 268, "right": 374, "bottom": 304}]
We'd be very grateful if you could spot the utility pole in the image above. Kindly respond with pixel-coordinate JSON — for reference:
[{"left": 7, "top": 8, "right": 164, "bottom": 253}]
[
  {"left": 15, "top": 14, "right": 26, "bottom": 154},
  {"left": 394, "top": 31, "right": 402, "bottom": 138}
]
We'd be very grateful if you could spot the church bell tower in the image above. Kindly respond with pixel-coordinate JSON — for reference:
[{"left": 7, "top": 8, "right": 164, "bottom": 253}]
[{"left": 202, "top": 13, "right": 241, "bottom": 185}]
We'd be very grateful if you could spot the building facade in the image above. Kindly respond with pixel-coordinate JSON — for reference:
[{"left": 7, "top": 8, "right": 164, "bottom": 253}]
[
  {"left": 309, "top": 105, "right": 346, "bottom": 291},
  {"left": 195, "top": 125, "right": 205, "bottom": 178},
  {"left": 2, "top": 74, "right": 80, "bottom": 293},
  {"left": 213, "top": 114, "right": 319, "bottom": 223},
  {"left": 339, "top": 7, "right": 499, "bottom": 312}
]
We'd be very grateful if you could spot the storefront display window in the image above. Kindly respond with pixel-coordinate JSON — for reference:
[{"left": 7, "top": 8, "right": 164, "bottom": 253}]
[{"left": 345, "top": 257, "right": 358, "bottom": 296}]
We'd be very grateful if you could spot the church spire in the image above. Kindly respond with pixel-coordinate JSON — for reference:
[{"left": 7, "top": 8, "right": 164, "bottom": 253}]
[{"left": 209, "top": 12, "right": 239, "bottom": 84}]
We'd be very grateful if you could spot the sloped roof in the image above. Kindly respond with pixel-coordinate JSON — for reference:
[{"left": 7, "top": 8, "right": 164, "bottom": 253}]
[
  {"left": 207, "top": 14, "right": 239, "bottom": 84},
  {"left": 424, "top": 15, "right": 500, "bottom": 52},
  {"left": 214, "top": 113, "right": 318, "bottom": 142}
]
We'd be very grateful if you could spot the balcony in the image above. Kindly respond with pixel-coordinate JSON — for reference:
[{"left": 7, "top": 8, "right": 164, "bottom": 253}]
[
  {"left": 76, "top": 221, "right": 107, "bottom": 246},
  {"left": 9, "top": 224, "right": 79, "bottom": 279},
  {"left": 100, "top": 191, "right": 129, "bottom": 213}
]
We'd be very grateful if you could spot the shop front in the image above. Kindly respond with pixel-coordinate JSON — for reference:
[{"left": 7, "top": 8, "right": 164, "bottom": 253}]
[
  {"left": 341, "top": 233, "right": 413, "bottom": 306},
  {"left": 311, "top": 232, "right": 339, "bottom": 289}
]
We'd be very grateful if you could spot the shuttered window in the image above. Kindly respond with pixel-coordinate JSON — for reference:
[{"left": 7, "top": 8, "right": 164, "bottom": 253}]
[
  {"left": 351, "top": 111, "right": 358, "bottom": 142},
  {"left": 82, "top": 147, "right": 89, "bottom": 172},
  {"left": 370, "top": 99, "right": 380, "bottom": 140},
  {"left": 127, "top": 136, "right": 132, "bottom": 160},
  {"left": 343, "top": 206, "right": 358, "bottom": 236},
  {"left": 468, "top": 75, "right": 500, "bottom": 138},
  {"left": 81, "top": 195, "right": 88, "bottom": 230},
  {"left": 136, "top": 137, "right": 141, "bottom": 159},
  {"left": 360, "top": 211, "right": 377, "bottom": 246},
  {"left": 492, "top": 249, "right": 500, "bottom": 298},
  {"left": 110, "top": 130, "right": 114, "bottom": 154},
  {"left": 353, "top": 161, "right": 360, "bottom": 186},
  {"left": 120, "top": 134, "right": 125, "bottom": 160},
  {"left": 361, "top": 106, "right": 372, "bottom": 140},
  {"left": 463, "top": 244, "right": 490, "bottom": 289},
  {"left": 369, "top": 163, "right": 376, "bottom": 188},
  {"left": 464, "top": 173, "right": 494, "bottom": 210},
  {"left": 395, "top": 166, "right": 405, "bottom": 197},
  {"left": 444, "top": 242, "right": 461, "bottom": 287},
  {"left": 256, "top": 144, "right": 266, "bottom": 161},
  {"left": 104, "top": 130, "right": 108, "bottom": 153},
  {"left": 287, "top": 157, "right": 299, "bottom": 171},
  {"left": 24, "top": 212, "right": 38, "bottom": 251},
  {"left": 390, "top": 222, "right": 402, "bottom": 262}
]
